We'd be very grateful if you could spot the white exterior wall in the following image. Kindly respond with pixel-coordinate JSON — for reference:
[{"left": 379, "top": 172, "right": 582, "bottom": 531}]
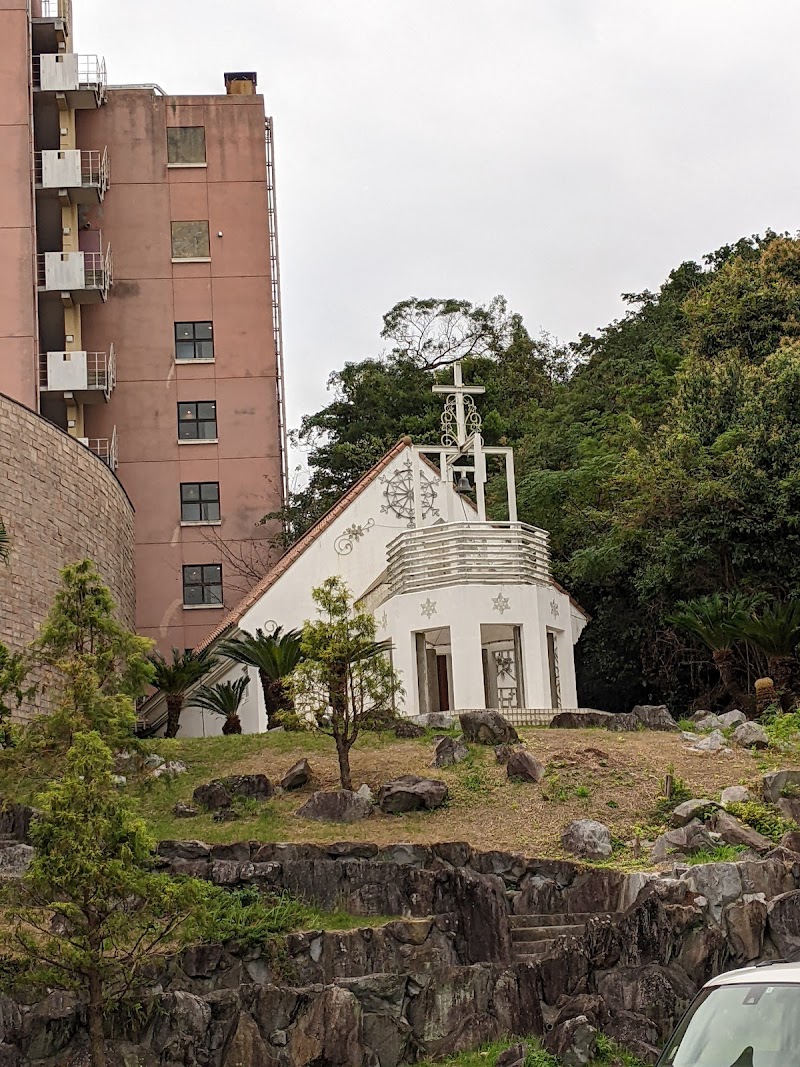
[
  {"left": 166, "top": 446, "right": 588, "bottom": 734},
  {"left": 382, "top": 581, "right": 578, "bottom": 715}
]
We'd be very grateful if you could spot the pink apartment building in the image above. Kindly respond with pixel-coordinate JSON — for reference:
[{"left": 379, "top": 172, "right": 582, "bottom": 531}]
[{"left": 0, "top": 0, "right": 287, "bottom": 653}]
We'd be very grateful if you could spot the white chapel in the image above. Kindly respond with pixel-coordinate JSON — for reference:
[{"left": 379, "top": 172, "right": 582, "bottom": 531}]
[{"left": 145, "top": 364, "right": 589, "bottom": 735}]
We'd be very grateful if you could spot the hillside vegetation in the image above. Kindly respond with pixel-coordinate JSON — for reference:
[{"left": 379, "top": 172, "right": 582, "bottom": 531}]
[{"left": 34, "top": 725, "right": 798, "bottom": 861}]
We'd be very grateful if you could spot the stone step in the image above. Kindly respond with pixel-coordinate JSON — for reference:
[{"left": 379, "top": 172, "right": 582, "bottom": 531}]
[
  {"left": 511, "top": 924, "right": 585, "bottom": 942},
  {"left": 513, "top": 942, "right": 556, "bottom": 961},
  {"left": 509, "top": 911, "right": 617, "bottom": 928}
]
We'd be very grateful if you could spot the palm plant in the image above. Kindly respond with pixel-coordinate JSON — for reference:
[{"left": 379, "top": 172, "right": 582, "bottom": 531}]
[
  {"left": 741, "top": 600, "right": 800, "bottom": 698},
  {"left": 218, "top": 627, "right": 304, "bottom": 729},
  {"left": 189, "top": 675, "right": 250, "bottom": 734},
  {"left": 148, "top": 647, "right": 216, "bottom": 738},
  {"left": 669, "top": 592, "right": 763, "bottom": 705},
  {"left": 0, "top": 520, "right": 9, "bottom": 564}
]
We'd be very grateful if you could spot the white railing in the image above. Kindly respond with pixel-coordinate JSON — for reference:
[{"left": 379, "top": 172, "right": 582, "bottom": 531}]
[
  {"left": 32, "top": 54, "right": 106, "bottom": 104},
  {"left": 386, "top": 521, "right": 551, "bottom": 596},
  {"left": 37, "top": 0, "right": 72, "bottom": 23},
  {"left": 36, "top": 247, "right": 112, "bottom": 299},
  {"left": 34, "top": 147, "right": 109, "bottom": 196},
  {"left": 82, "top": 427, "right": 118, "bottom": 471},
  {"left": 39, "top": 346, "right": 116, "bottom": 399}
]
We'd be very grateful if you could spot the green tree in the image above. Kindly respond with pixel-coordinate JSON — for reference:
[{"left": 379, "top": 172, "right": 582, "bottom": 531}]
[
  {"left": 293, "top": 578, "right": 402, "bottom": 789},
  {"left": 0, "top": 642, "right": 32, "bottom": 746},
  {"left": 27, "top": 560, "right": 153, "bottom": 752},
  {"left": 188, "top": 675, "right": 250, "bottom": 734},
  {"left": 741, "top": 601, "right": 800, "bottom": 700},
  {"left": 669, "top": 593, "right": 762, "bottom": 706},
  {"left": 219, "top": 626, "right": 304, "bottom": 729},
  {"left": 148, "top": 647, "right": 216, "bottom": 739},
  {"left": 14, "top": 731, "right": 197, "bottom": 1067}
]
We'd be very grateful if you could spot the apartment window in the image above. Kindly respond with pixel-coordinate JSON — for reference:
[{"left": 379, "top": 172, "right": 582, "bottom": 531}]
[
  {"left": 178, "top": 401, "right": 217, "bottom": 441},
  {"left": 167, "top": 127, "right": 206, "bottom": 166},
  {"left": 182, "top": 564, "right": 222, "bottom": 607},
  {"left": 180, "top": 481, "right": 220, "bottom": 523},
  {"left": 171, "top": 221, "right": 210, "bottom": 260},
  {"left": 175, "top": 321, "right": 214, "bottom": 361}
]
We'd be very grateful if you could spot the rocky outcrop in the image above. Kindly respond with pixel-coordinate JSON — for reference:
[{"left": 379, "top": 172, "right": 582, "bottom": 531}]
[
  {"left": 13, "top": 841, "right": 800, "bottom": 1066},
  {"left": 551, "top": 711, "right": 614, "bottom": 729},
  {"left": 192, "top": 775, "right": 274, "bottom": 811}
]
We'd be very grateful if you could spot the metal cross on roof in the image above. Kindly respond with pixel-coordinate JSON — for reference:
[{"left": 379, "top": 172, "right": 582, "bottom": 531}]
[{"left": 432, "top": 362, "right": 485, "bottom": 447}]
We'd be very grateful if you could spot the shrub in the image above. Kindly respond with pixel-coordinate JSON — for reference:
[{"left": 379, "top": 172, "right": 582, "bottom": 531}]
[
  {"left": 184, "top": 885, "right": 313, "bottom": 950},
  {"left": 726, "top": 800, "right": 794, "bottom": 842},
  {"left": 762, "top": 710, "right": 800, "bottom": 748}
]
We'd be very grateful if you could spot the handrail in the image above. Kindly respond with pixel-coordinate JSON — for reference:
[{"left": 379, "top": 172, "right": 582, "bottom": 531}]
[
  {"left": 36, "top": 248, "right": 113, "bottom": 298},
  {"left": 387, "top": 521, "right": 551, "bottom": 595},
  {"left": 33, "top": 148, "right": 109, "bottom": 193},
  {"left": 37, "top": 0, "right": 72, "bottom": 20}
]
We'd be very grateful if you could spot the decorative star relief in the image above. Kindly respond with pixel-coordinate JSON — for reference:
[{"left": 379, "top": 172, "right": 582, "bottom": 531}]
[
  {"left": 420, "top": 598, "right": 437, "bottom": 619},
  {"left": 492, "top": 594, "right": 510, "bottom": 615},
  {"left": 550, "top": 599, "right": 560, "bottom": 618}
]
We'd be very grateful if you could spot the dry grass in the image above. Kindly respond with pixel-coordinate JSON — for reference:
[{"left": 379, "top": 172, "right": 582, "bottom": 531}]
[{"left": 129, "top": 726, "right": 800, "bottom": 864}]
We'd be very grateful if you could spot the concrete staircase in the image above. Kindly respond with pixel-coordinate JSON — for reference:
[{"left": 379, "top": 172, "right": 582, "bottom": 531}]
[{"left": 510, "top": 910, "right": 619, "bottom": 962}]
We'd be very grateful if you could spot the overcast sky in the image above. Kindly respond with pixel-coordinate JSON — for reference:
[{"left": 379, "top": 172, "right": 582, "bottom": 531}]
[{"left": 78, "top": 0, "right": 800, "bottom": 453}]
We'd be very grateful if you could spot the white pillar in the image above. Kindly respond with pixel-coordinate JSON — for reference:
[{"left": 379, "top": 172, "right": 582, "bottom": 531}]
[
  {"left": 392, "top": 630, "right": 420, "bottom": 716},
  {"left": 449, "top": 615, "right": 486, "bottom": 711}
]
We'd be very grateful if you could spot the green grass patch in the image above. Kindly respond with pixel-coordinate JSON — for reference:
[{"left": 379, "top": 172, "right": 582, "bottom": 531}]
[
  {"left": 414, "top": 1035, "right": 646, "bottom": 1066},
  {"left": 683, "top": 844, "right": 747, "bottom": 865},
  {"left": 762, "top": 711, "right": 800, "bottom": 750}
]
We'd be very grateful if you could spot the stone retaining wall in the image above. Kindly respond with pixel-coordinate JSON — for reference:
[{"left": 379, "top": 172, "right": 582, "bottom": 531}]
[{"left": 0, "top": 393, "right": 135, "bottom": 720}]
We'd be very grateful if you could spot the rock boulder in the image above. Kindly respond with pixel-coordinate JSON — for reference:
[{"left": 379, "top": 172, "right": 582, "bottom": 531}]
[
  {"left": 377, "top": 776, "right": 448, "bottom": 814},
  {"left": 192, "top": 781, "right": 233, "bottom": 811},
  {"left": 632, "top": 705, "right": 678, "bottom": 731},
  {"left": 767, "top": 889, "right": 800, "bottom": 959},
  {"left": 763, "top": 770, "right": 800, "bottom": 805},
  {"left": 721, "top": 785, "right": 751, "bottom": 807},
  {"left": 719, "top": 710, "right": 747, "bottom": 728},
  {"left": 732, "top": 722, "right": 769, "bottom": 749},
  {"left": 671, "top": 799, "right": 717, "bottom": 827},
  {"left": 561, "top": 819, "right": 612, "bottom": 860},
  {"left": 506, "top": 750, "right": 545, "bottom": 783},
  {"left": 651, "top": 819, "right": 716, "bottom": 863},
  {"left": 281, "top": 759, "right": 311, "bottom": 791},
  {"left": 709, "top": 810, "right": 772, "bottom": 853},
  {"left": 394, "top": 720, "right": 426, "bottom": 739},
  {"left": 550, "top": 710, "right": 613, "bottom": 729},
  {"left": 296, "top": 790, "right": 373, "bottom": 823},
  {"left": 432, "top": 736, "right": 469, "bottom": 768},
  {"left": 459, "top": 710, "right": 519, "bottom": 745},
  {"left": 220, "top": 774, "right": 273, "bottom": 800}
]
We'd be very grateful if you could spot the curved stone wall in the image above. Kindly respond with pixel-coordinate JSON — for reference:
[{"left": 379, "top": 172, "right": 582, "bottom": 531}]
[{"left": 0, "top": 393, "right": 135, "bottom": 719}]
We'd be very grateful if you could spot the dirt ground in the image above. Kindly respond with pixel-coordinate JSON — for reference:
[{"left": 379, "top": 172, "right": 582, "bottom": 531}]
[{"left": 138, "top": 726, "right": 800, "bottom": 863}]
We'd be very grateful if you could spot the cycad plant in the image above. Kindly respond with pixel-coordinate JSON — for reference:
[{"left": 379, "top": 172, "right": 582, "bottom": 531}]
[
  {"left": 741, "top": 600, "right": 800, "bottom": 700},
  {"left": 668, "top": 592, "right": 763, "bottom": 705},
  {"left": 148, "top": 647, "right": 216, "bottom": 738},
  {"left": 218, "top": 627, "right": 304, "bottom": 729},
  {"left": 189, "top": 675, "right": 250, "bottom": 734},
  {"left": 0, "top": 520, "right": 9, "bottom": 564}
]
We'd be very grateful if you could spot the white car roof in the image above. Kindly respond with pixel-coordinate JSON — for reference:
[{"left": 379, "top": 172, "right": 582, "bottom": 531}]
[{"left": 705, "top": 963, "right": 800, "bottom": 987}]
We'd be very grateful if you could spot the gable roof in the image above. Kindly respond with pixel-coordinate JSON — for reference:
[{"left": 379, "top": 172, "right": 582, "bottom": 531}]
[{"left": 196, "top": 438, "right": 410, "bottom": 652}]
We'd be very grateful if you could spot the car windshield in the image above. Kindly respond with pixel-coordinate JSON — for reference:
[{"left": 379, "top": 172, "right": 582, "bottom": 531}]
[{"left": 658, "top": 983, "right": 800, "bottom": 1067}]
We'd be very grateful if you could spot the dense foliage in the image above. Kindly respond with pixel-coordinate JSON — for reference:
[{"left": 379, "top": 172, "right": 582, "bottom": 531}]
[{"left": 281, "top": 233, "right": 800, "bottom": 711}]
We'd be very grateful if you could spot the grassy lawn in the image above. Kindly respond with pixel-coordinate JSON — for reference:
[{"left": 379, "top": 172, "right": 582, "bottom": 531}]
[{"left": 415, "top": 1035, "right": 646, "bottom": 1066}]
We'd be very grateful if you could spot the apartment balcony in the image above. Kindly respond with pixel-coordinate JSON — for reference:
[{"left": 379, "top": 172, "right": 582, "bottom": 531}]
[
  {"left": 31, "top": 0, "right": 72, "bottom": 53},
  {"left": 386, "top": 521, "right": 551, "bottom": 596},
  {"left": 34, "top": 149, "right": 109, "bottom": 205},
  {"left": 40, "top": 347, "right": 116, "bottom": 403},
  {"left": 79, "top": 427, "right": 118, "bottom": 471},
  {"left": 32, "top": 53, "right": 106, "bottom": 108},
  {"left": 37, "top": 248, "right": 112, "bottom": 304}
]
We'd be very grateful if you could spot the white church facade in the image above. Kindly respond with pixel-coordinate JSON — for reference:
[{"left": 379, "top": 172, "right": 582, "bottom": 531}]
[{"left": 142, "top": 365, "right": 589, "bottom": 736}]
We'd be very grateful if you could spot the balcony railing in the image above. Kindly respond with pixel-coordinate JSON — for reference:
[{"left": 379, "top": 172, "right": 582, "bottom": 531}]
[
  {"left": 37, "top": 248, "right": 112, "bottom": 301},
  {"left": 81, "top": 427, "right": 118, "bottom": 471},
  {"left": 32, "top": 54, "right": 107, "bottom": 106},
  {"left": 34, "top": 148, "right": 109, "bottom": 200},
  {"left": 37, "top": 0, "right": 72, "bottom": 21},
  {"left": 40, "top": 346, "right": 116, "bottom": 401},
  {"left": 386, "top": 521, "right": 551, "bottom": 596}
]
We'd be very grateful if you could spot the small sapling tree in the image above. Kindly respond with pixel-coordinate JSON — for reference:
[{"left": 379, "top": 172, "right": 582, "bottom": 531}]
[
  {"left": 293, "top": 577, "right": 402, "bottom": 789},
  {"left": 14, "top": 731, "right": 198, "bottom": 1067}
]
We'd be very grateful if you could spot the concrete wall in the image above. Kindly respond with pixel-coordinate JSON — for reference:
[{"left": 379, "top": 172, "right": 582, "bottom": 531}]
[
  {"left": 77, "top": 88, "right": 283, "bottom": 654},
  {"left": 0, "top": 392, "right": 136, "bottom": 719},
  {"left": 0, "top": 0, "right": 38, "bottom": 409}
]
